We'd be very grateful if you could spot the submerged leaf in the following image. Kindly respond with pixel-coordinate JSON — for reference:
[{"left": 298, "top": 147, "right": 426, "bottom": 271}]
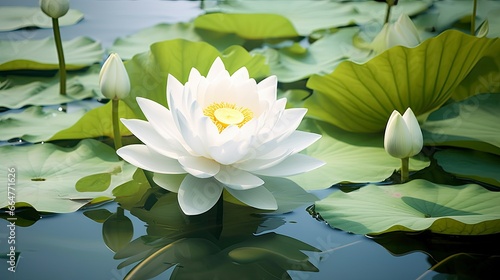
[
  {"left": 316, "top": 179, "right": 500, "bottom": 235},
  {"left": 306, "top": 30, "right": 498, "bottom": 132},
  {"left": 0, "top": 139, "right": 136, "bottom": 213},
  {"left": 0, "top": 36, "right": 103, "bottom": 71}
]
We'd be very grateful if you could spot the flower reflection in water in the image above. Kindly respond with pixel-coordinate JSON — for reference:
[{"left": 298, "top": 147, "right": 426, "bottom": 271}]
[{"left": 87, "top": 185, "right": 320, "bottom": 280}]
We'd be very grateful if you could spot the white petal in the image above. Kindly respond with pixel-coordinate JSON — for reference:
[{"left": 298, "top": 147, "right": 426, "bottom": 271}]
[
  {"left": 257, "top": 75, "right": 278, "bottom": 105},
  {"left": 116, "top": 145, "right": 185, "bottom": 174},
  {"left": 178, "top": 156, "right": 220, "bottom": 178},
  {"left": 166, "top": 74, "right": 185, "bottom": 109},
  {"left": 384, "top": 111, "right": 412, "bottom": 158},
  {"left": 231, "top": 66, "right": 250, "bottom": 80},
  {"left": 174, "top": 109, "right": 206, "bottom": 156},
  {"left": 252, "top": 154, "right": 325, "bottom": 177},
  {"left": 208, "top": 138, "right": 250, "bottom": 165},
  {"left": 178, "top": 175, "right": 223, "bottom": 215},
  {"left": 120, "top": 119, "right": 183, "bottom": 159},
  {"left": 225, "top": 186, "right": 277, "bottom": 211},
  {"left": 207, "top": 57, "right": 228, "bottom": 80},
  {"left": 279, "top": 130, "right": 321, "bottom": 154},
  {"left": 402, "top": 108, "right": 423, "bottom": 156},
  {"left": 274, "top": 108, "right": 307, "bottom": 141},
  {"left": 214, "top": 166, "right": 264, "bottom": 190},
  {"left": 152, "top": 173, "right": 185, "bottom": 193}
]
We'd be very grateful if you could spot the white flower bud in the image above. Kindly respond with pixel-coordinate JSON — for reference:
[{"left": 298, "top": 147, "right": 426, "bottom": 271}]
[
  {"left": 99, "top": 53, "right": 131, "bottom": 100},
  {"left": 40, "top": 0, "right": 70, "bottom": 19},
  {"left": 384, "top": 108, "right": 423, "bottom": 158}
]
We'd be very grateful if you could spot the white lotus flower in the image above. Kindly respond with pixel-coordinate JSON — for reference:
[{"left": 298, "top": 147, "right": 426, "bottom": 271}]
[
  {"left": 117, "top": 58, "right": 324, "bottom": 215},
  {"left": 384, "top": 108, "right": 423, "bottom": 159},
  {"left": 40, "top": 0, "right": 70, "bottom": 19},
  {"left": 99, "top": 53, "right": 130, "bottom": 100},
  {"left": 371, "top": 13, "right": 421, "bottom": 54}
]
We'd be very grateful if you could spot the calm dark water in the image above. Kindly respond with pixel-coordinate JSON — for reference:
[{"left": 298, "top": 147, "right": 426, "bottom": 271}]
[{"left": 0, "top": 1, "right": 494, "bottom": 279}]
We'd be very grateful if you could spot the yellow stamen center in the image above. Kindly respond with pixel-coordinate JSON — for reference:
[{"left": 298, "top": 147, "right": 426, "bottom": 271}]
[{"left": 204, "top": 102, "right": 253, "bottom": 133}]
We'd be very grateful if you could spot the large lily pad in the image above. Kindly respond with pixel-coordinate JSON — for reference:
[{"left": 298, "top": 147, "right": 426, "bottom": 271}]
[
  {"left": 306, "top": 30, "right": 498, "bottom": 132},
  {"left": 315, "top": 179, "right": 500, "bottom": 235},
  {"left": 109, "top": 22, "right": 244, "bottom": 60},
  {"left": 0, "top": 7, "right": 84, "bottom": 31},
  {"left": 194, "top": 13, "right": 299, "bottom": 39},
  {"left": 434, "top": 149, "right": 500, "bottom": 188},
  {"left": 0, "top": 106, "right": 85, "bottom": 143},
  {"left": 0, "top": 139, "right": 136, "bottom": 213},
  {"left": 422, "top": 93, "right": 500, "bottom": 155},
  {"left": 124, "top": 39, "right": 269, "bottom": 119},
  {"left": 252, "top": 27, "right": 371, "bottom": 83},
  {"left": 289, "top": 118, "right": 429, "bottom": 190},
  {"left": 0, "top": 67, "right": 99, "bottom": 109},
  {"left": 207, "top": 0, "right": 431, "bottom": 35},
  {"left": 0, "top": 36, "right": 103, "bottom": 71}
]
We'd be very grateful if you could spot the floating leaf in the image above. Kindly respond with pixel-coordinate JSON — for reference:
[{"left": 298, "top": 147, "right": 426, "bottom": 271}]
[
  {"left": 194, "top": 13, "right": 299, "bottom": 39},
  {"left": 434, "top": 149, "right": 500, "bottom": 188},
  {"left": 306, "top": 30, "right": 498, "bottom": 132},
  {"left": 0, "top": 139, "right": 136, "bottom": 213},
  {"left": 109, "top": 22, "right": 244, "bottom": 60},
  {"left": 0, "top": 66, "right": 100, "bottom": 108},
  {"left": 422, "top": 93, "right": 500, "bottom": 155},
  {"left": 124, "top": 39, "right": 269, "bottom": 119},
  {"left": 50, "top": 100, "right": 135, "bottom": 141},
  {"left": 253, "top": 27, "right": 371, "bottom": 83},
  {"left": 290, "top": 118, "right": 429, "bottom": 190},
  {"left": 0, "top": 36, "right": 103, "bottom": 71},
  {"left": 315, "top": 179, "right": 500, "bottom": 235},
  {"left": 76, "top": 173, "right": 112, "bottom": 192},
  {"left": 207, "top": 0, "right": 431, "bottom": 35},
  {"left": 0, "top": 106, "right": 85, "bottom": 143},
  {"left": 0, "top": 7, "right": 83, "bottom": 31}
]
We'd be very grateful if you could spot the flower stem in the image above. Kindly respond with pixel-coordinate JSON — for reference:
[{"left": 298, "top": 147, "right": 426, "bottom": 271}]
[
  {"left": 471, "top": 0, "right": 477, "bottom": 35},
  {"left": 52, "top": 18, "right": 66, "bottom": 96},
  {"left": 384, "top": 3, "right": 392, "bottom": 24},
  {"left": 112, "top": 99, "right": 122, "bottom": 150},
  {"left": 400, "top": 157, "right": 409, "bottom": 183}
]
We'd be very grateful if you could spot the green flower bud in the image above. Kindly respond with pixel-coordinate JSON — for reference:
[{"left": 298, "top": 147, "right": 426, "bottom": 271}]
[{"left": 40, "top": 0, "right": 69, "bottom": 19}]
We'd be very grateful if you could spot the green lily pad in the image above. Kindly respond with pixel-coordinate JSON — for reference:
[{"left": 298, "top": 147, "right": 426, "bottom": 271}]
[
  {"left": 306, "top": 30, "right": 498, "bottom": 132},
  {"left": 422, "top": 93, "right": 500, "bottom": 155},
  {"left": 315, "top": 179, "right": 500, "bottom": 235},
  {"left": 124, "top": 39, "right": 269, "bottom": 119},
  {"left": 252, "top": 27, "right": 371, "bottom": 83},
  {"left": 0, "top": 139, "right": 136, "bottom": 213},
  {"left": 0, "top": 106, "right": 85, "bottom": 143},
  {"left": 109, "top": 22, "right": 244, "bottom": 60},
  {"left": 290, "top": 118, "right": 429, "bottom": 190},
  {"left": 434, "top": 149, "right": 500, "bottom": 188},
  {"left": 50, "top": 100, "right": 135, "bottom": 141},
  {"left": 0, "top": 66, "right": 99, "bottom": 109},
  {"left": 0, "top": 36, "right": 103, "bottom": 71},
  {"left": 207, "top": 0, "right": 431, "bottom": 35},
  {"left": 0, "top": 7, "right": 84, "bottom": 31},
  {"left": 194, "top": 13, "right": 299, "bottom": 39}
]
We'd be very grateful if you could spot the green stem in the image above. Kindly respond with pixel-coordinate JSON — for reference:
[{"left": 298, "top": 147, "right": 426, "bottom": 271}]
[
  {"left": 384, "top": 3, "right": 392, "bottom": 24},
  {"left": 401, "top": 157, "right": 409, "bottom": 183},
  {"left": 112, "top": 99, "right": 122, "bottom": 150},
  {"left": 52, "top": 18, "right": 66, "bottom": 96},
  {"left": 471, "top": 0, "right": 477, "bottom": 35}
]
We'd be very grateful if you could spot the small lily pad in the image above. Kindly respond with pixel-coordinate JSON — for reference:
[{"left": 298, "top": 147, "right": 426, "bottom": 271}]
[
  {"left": 0, "top": 36, "right": 103, "bottom": 71},
  {"left": 194, "top": 13, "right": 299, "bottom": 39},
  {"left": 0, "top": 106, "right": 85, "bottom": 143},
  {"left": 0, "top": 7, "right": 83, "bottom": 31},
  {"left": 0, "top": 139, "right": 137, "bottom": 213},
  {"left": 315, "top": 179, "right": 500, "bottom": 235},
  {"left": 434, "top": 149, "right": 500, "bottom": 188},
  {"left": 422, "top": 93, "right": 500, "bottom": 155}
]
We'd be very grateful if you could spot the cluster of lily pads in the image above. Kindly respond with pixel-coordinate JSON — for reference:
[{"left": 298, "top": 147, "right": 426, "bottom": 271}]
[{"left": 1, "top": 0, "right": 499, "bottom": 236}]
